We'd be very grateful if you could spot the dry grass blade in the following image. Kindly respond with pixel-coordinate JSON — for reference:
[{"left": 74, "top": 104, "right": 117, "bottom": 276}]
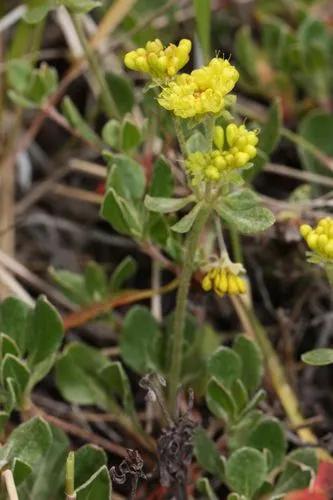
[
  {"left": 0, "top": 263, "right": 34, "bottom": 305},
  {"left": 90, "top": 0, "right": 138, "bottom": 49},
  {"left": 0, "top": 249, "right": 74, "bottom": 309},
  {"left": 51, "top": 184, "right": 103, "bottom": 205},
  {"left": 1, "top": 469, "right": 19, "bottom": 500},
  {"left": 264, "top": 162, "right": 333, "bottom": 189}
]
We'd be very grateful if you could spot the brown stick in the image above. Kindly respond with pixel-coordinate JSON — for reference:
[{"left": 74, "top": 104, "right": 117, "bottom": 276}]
[
  {"left": 63, "top": 279, "right": 179, "bottom": 330},
  {"left": 42, "top": 413, "right": 129, "bottom": 458},
  {"left": 1, "top": 470, "right": 19, "bottom": 500}
]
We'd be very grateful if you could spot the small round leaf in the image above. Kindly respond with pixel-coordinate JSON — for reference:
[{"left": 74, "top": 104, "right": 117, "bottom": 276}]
[
  {"left": 302, "top": 348, "right": 333, "bottom": 366},
  {"left": 225, "top": 447, "right": 267, "bottom": 498},
  {"left": 208, "top": 347, "right": 242, "bottom": 389}
]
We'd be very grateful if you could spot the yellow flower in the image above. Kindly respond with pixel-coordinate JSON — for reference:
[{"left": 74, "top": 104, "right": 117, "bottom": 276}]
[
  {"left": 202, "top": 265, "right": 247, "bottom": 297},
  {"left": 300, "top": 218, "right": 333, "bottom": 260},
  {"left": 224, "top": 123, "right": 258, "bottom": 165},
  {"left": 124, "top": 38, "right": 191, "bottom": 79},
  {"left": 185, "top": 124, "right": 258, "bottom": 185},
  {"left": 157, "top": 58, "right": 239, "bottom": 118}
]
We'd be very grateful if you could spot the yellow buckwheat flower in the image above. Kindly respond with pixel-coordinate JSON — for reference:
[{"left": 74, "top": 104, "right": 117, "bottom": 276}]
[
  {"left": 300, "top": 218, "right": 333, "bottom": 260},
  {"left": 124, "top": 39, "right": 191, "bottom": 79},
  {"left": 223, "top": 123, "right": 258, "bottom": 167},
  {"left": 202, "top": 265, "right": 247, "bottom": 297},
  {"left": 185, "top": 124, "right": 258, "bottom": 185},
  {"left": 157, "top": 58, "right": 239, "bottom": 118}
]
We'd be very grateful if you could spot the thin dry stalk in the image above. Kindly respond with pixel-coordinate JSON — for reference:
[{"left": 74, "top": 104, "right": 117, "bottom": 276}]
[
  {"left": 51, "top": 183, "right": 103, "bottom": 205},
  {"left": 0, "top": 263, "right": 34, "bottom": 304},
  {"left": 90, "top": 0, "right": 138, "bottom": 49},
  {"left": 0, "top": 155, "right": 15, "bottom": 255},
  {"left": 15, "top": 165, "right": 70, "bottom": 216},
  {"left": 69, "top": 158, "right": 106, "bottom": 178},
  {"left": 264, "top": 162, "right": 333, "bottom": 189},
  {"left": 1, "top": 469, "right": 19, "bottom": 500},
  {"left": 0, "top": 248, "right": 74, "bottom": 309}
]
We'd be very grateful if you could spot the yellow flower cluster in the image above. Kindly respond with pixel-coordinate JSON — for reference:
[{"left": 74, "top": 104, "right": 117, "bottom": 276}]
[
  {"left": 185, "top": 124, "right": 258, "bottom": 184},
  {"left": 300, "top": 218, "right": 333, "bottom": 260},
  {"left": 202, "top": 266, "right": 247, "bottom": 297},
  {"left": 157, "top": 58, "right": 239, "bottom": 118},
  {"left": 124, "top": 39, "right": 191, "bottom": 79}
]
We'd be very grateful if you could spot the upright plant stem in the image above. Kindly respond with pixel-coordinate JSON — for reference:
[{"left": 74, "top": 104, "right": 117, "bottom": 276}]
[
  {"left": 229, "top": 226, "right": 243, "bottom": 263},
  {"left": 173, "top": 117, "right": 187, "bottom": 158},
  {"left": 204, "top": 114, "right": 215, "bottom": 150},
  {"left": 70, "top": 13, "right": 119, "bottom": 119},
  {"left": 167, "top": 206, "right": 211, "bottom": 417}
]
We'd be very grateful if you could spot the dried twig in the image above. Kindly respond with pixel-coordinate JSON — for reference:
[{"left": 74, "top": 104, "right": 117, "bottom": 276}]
[
  {"left": 1, "top": 469, "right": 19, "bottom": 500},
  {"left": 0, "top": 263, "right": 34, "bottom": 304},
  {"left": 38, "top": 411, "right": 129, "bottom": 458},
  {"left": 51, "top": 183, "right": 103, "bottom": 205},
  {"left": 15, "top": 165, "right": 70, "bottom": 216},
  {"left": 264, "top": 162, "right": 333, "bottom": 189},
  {"left": 62, "top": 279, "right": 179, "bottom": 330},
  {"left": 0, "top": 248, "right": 74, "bottom": 309}
]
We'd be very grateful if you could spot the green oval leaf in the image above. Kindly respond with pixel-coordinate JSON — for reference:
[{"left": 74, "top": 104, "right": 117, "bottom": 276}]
[
  {"left": 110, "top": 256, "right": 137, "bottom": 292},
  {"left": 101, "top": 187, "right": 142, "bottom": 237},
  {"left": 302, "top": 348, "right": 333, "bottom": 366},
  {"left": 225, "top": 447, "right": 267, "bottom": 498},
  {"left": 193, "top": 427, "right": 224, "bottom": 479},
  {"left": 273, "top": 448, "right": 317, "bottom": 496},
  {"left": 121, "top": 306, "right": 161, "bottom": 374},
  {"left": 208, "top": 347, "right": 242, "bottom": 389},
  {"left": 233, "top": 335, "right": 263, "bottom": 395},
  {"left": 102, "top": 119, "right": 120, "bottom": 148},
  {"left": 171, "top": 202, "right": 203, "bottom": 233},
  {"left": 120, "top": 118, "right": 141, "bottom": 152},
  {"left": 27, "top": 296, "right": 63, "bottom": 367},
  {"left": 247, "top": 417, "right": 286, "bottom": 470},
  {"left": 75, "top": 465, "right": 112, "bottom": 499},
  {"left": 106, "top": 154, "right": 145, "bottom": 201},
  {"left": 298, "top": 110, "right": 333, "bottom": 176},
  {"left": 217, "top": 203, "right": 275, "bottom": 235},
  {"left": 74, "top": 444, "right": 107, "bottom": 490},
  {"left": 0, "top": 417, "right": 52, "bottom": 469},
  {"left": 144, "top": 194, "right": 194, "bottom": 214},
  {"left": 149, "top": 156, "right": 174, "bottom": 198},
  {"left": 55, "top": 342, "right": 111, "bottom": 409},
  {"left": 0, "top": 297, "right": 31, "bottom": 352},
  {"left": 206, "top": 378, "right": 236, "bottom": 424},
  {"left": 106, "top": 72, "right": 134, "bottom": 117},
  {"left": 1, "top": 354, "right": 30, "bottom": 404}
]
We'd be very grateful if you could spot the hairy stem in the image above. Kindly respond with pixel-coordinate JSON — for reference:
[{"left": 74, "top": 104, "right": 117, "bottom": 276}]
[
  {"left": 229, "top": 226, "right": 243, "bottom": 263},
  {"left": 204, "top": 114, "right": 215, "bottom": 151},
  {"left": 167, "top": 206, "right": 211, "bottom": 417},
  {"left": 214, "top": 216, "right": 227, "bottom": 254},
  {"left": 173, "top": 116, "right": 187, "bottom": 158},
  {"left": 70, "top": 13, "right": 119, "bottom": 119}
]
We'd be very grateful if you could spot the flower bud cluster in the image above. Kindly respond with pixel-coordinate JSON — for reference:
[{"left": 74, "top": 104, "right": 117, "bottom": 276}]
[
  {"left": 124, "top": 39, "right": 191, "bottom": 79},
  {"left": 202, "top": 266, "right": 247, "bottom": 297},
  {"left": 185, "top": 124, "right": 258, "bottom": 185},
  {"left": 300, "top": 218, "right": 333, "bottom": 260}
]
